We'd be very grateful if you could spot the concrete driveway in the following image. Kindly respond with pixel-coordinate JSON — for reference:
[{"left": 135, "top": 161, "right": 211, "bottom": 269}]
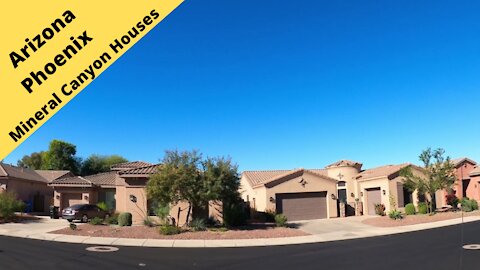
[
  {"left": 296, "top": 216, "right": 380, "bottom": 239},
  {"left": 0, "top": 216, "right": 69, "bottom": 238}
]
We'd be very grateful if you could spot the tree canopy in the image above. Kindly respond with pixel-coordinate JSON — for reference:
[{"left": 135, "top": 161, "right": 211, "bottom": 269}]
[
  {"left": 17, "top": 151, "right": 45, "bottom": 169},
  {"left": 400, "top": 148, "right": 456, "bottom": 213},
  {"left": 81, "top": 155, "right": 128, "bottom": 176},
  {"left": 146, "top": 150, "right": 240, "bottom": 222}
]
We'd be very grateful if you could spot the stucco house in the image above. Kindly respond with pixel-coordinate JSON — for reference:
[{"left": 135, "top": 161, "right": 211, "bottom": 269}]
[
  {"left": 0, "top": 163, "right": 72, "bottom": 212},
  {"left": 240, "top": 160, "right": 426, "bottom": 221},
  {"left": 468, "top": 165, "right": 480, "bottom": 201}
]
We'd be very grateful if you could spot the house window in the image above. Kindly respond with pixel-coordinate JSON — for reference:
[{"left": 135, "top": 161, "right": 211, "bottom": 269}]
[{"left": 338, "top": 181, "right": 346, "bottom": 187}]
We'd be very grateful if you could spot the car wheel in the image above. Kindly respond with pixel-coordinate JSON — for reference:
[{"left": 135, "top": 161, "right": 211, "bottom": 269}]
[{"left": 81, "top": 215, "right": 88, "bottom": 223}]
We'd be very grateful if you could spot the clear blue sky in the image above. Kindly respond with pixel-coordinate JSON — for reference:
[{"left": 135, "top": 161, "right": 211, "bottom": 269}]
[{"left": 5, "top": 0, "right": 480, "bottom": 171}]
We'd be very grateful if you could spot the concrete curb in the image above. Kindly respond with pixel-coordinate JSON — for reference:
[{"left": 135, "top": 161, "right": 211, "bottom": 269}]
[{"left": 1, "top": 216, "right": 479, "bottom": 248}]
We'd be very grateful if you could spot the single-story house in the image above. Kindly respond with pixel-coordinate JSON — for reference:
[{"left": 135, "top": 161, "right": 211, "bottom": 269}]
[
  {"left": 240, "top": 160, "right": 426, "bottom": 221},
  {"left": 0, "top": 163, "right": 72, "bottom": 213}
]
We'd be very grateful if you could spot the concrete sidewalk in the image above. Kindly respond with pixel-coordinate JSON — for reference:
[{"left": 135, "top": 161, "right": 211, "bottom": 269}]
[{"left": 0, "top": 215, "right": 479, "bottom": 248}]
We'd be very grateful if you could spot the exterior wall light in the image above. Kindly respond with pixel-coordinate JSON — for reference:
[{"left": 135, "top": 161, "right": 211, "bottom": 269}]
[
  {"left": 331, "top": 194, "right": 337, "bottom": 200},
  {"left": 350, "top": 193, "right": 355, "bottom": 198},
  {"left": 382, "top": 190, "right": 386, "bottom": 195},
  {"left": 129, "top": 194, "right": 137, "bottom": 203},
  {"left": 269, "top": 197, "right": 275, "bottom": 203},
  {"left": 84, "top": 195, "right": 89, "bottom": 200},
  {"left": 360, "top": 192, "right": 363, "bottom": 197},
  {"left": 55, "top": 195, "right": 60, "bottom": 200}
]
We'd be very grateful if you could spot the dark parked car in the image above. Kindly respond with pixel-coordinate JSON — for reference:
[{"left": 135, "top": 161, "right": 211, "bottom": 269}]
[{"left": 62, "top": 204, "right": 109, "bottom": 222}]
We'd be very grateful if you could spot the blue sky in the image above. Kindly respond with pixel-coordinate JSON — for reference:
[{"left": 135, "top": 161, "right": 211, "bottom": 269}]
[{"left": 5, "top": 0, "right": 480, "bottom": 171}]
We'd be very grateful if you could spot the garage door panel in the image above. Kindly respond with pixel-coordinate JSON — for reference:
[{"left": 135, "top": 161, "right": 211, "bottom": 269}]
[
  {"left": 62, "top": 193, "right": 82, "bottom": 209},
  {"left": 366, "top": 188, "right": 381, "bottom": 215},
  {"left": 276, "top": 192, "right": 327, "bottom": 221}
]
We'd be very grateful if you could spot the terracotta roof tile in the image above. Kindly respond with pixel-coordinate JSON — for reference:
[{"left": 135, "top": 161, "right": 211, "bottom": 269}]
[
  {"left": 111, "top": 161, "right": 153, "bottom": 171},
  {"left": 49, "top": 176, "right": 93, "bottom": 187},
  {"left": 470, "top": 166, "right": 480, "bottom": 177},
  {"left": 84, "top": 171, "right": 117, "bottom": 187},
  {"left": 356, "top": 163, "right": 411, "bottom": 181},
  {"left": 325, "top": 160, "right": 363, "bottom": 169},
  {"left": 243, "top": 168, "right": 334, "bottom": 188},
  {"left": 35, "top": 170, "right": 72, "bottom": 182},
  {"left": 0, "top": 163, "right": 48, "bottom": 183},
  {"left": 119, "top": 164, "right": 161, "bottom": 176},
  {"left": 451, "top": 157, "right": 477, "bottom": 167}
]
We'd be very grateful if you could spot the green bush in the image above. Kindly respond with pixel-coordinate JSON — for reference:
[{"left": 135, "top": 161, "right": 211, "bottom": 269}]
[
  {"left": 405, "top": 203, "right": 416, "bottom": 215},
  {"left": 96, "top": 202, "right": 109, "bottom": 212},
  {"left": 154, "top": 204, "right": 170, "bottom": 224},
  {"left": 159, "top": 225, "right": 182, "bottom": 235},
  {"left": 0, "top": 192, "right": 24, "bottom": 220},
  {"left": 265, "top": 209, "right": 276, "bottom": 222},
  {"left": 418, "top": 202, "right": 428, "bottom": 214},
  {"left": 69, "top": 223, "right": 77, "bottom": 230},
  {"left": 388, "top": 210, "right": 403, "bottom": 220},
  {"left": 223, "top": 202, "right": 247, "bottom": 227},
  {"left": 189, "top": 218, "right": 207, "bottom": 231},
  {"left": 118, "top": 212, "right": 132, "bottom": 226},
  {"left": 374, "top": 204, "right": 386, "bottom": 216},
  {"left": 105, "top": 213, "right": 119, "bottom": 225},
  {"left": 461, "top": 198, "right": 479, "bottom": 212},
  {"left": 274, "top": 214, "right": 288, "bottom": 227},
  {"left": 89, "top": 217, "right": 104, "bottom": 225}
]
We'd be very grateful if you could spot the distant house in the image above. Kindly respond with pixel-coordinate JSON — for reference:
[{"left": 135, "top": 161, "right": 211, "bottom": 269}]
[
  {"left": 0, "top": 163, "right": 72, "bottom": 212},
  {"left": 240, "top": 160, "right": 426, "bottom": 221}
]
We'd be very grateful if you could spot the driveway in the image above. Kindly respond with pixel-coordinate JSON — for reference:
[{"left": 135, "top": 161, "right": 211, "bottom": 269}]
[
  {"left": 0, "top": 216, "right": 69, "bottom": 238},
  {"left": 297, "top": 216, "right": 375, "bottom": 235}
]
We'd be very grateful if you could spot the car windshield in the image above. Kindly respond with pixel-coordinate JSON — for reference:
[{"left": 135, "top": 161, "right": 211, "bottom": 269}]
[{"left": 69, "top": 204, "right": 85, "bottom": 210}]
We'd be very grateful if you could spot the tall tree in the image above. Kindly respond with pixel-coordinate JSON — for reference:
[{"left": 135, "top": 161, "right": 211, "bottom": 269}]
[
  {"left": 17, "top": 151, "right": 45, "bottom": 169},
  {"left": 41, "top": 140, "right": 81, "bottom": 175},
  {"left": 146, "top": 150, "right": 240, "bottom": 225},
  {"left": 400, "top": 148, "right": 456, "bottom": 214},
  {"left": 81, "top": 154, "right": 128, "bottom": 175}
]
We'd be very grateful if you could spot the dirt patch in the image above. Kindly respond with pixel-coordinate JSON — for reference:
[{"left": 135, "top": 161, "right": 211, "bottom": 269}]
[
  {"left": 50, "top": 223, "right": 309, "bottom": 240},
  {"left": 363, "top": 211, "right": 480, "bottom": 227}
]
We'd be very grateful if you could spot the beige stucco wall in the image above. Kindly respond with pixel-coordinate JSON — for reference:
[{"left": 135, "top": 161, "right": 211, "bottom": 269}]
[
  {"left": 239, "top": 175, "right": 267, "bottom": 211},
  {"left": 264, "top": 172, "right": 338, "bottom": 218},
  {"left": 326, "top": 166, "right": 361, "bottom": 204}
]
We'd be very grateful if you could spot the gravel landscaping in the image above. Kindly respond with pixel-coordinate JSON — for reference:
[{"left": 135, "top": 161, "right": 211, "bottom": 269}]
[
  {"left": 363, "top": 210, "right": 480, "bottom": 227},
  {"left": 50, "top": 223, "right": 309, "bottom": 239}
]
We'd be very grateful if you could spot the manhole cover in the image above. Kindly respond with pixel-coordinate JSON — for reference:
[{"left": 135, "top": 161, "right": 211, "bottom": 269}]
[
  {"left": 86, "top": 246, "right": 119, "bottom": 253},
  {"left": 463, "top": 244, "right": 480, "bottom": 250}
]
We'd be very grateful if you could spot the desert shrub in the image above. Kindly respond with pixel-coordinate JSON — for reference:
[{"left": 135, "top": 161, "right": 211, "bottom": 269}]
[
  {"left": 118, "top": 212, "right": 132, "bottom": 226},
  {"left": 69, "top": 223, "right": 77, "bottom": 230},
  {"left": 223, "top": 202, "right": 247, "bottom": 227},
  {"left": 388, "top": 209, "right": 403, "bottom": 220},
  {"left": 154, "top": 204, "right": 170, "bottom": 224},
  {"left": 274, "top": 214, "right": 288, "bottom": 227},
  {"left": 461, "top": 198, "right": 479, "bottom": 212},
  {"left": 0, "top": 192, "right": 24, "bottom": 220},
  {"left": 418, "top": 202, "right": 428, "bottom": 214},
  {"left": 159, "top": 225, "right": 182, "bottom": 235},
  {"left": 144, "top": 217, "right": 156, "bottom": 227},
  {"left": 189, "top": 218, "right": 207, "bottom": 231},
  {"left": 96, "top": 202, "right": 109, "bottom": 212},
  {"left": 89, "top": 217, "right": 104, "bottom": 225},
  {"left": 374, "top": 204, "right": 386, "bottom": 216},
  {"left": 206, "top": 216, "right": 219, "bottom": 227},
  {"left": 445, "top": 193, "right": 459, "bottom": 209},
  {"left": 105, "top": 213, "right": 119, "bottom": 225},
  {"left": 265, "top": 209, "right": 276, "bottom": 222},
  {"left": 405, "top": 203, "right": 416, "bottom": 215}
]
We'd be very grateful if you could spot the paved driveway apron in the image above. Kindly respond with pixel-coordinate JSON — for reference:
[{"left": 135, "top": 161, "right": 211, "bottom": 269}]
[{"left": 298, "top": 216, "right": 378, "bottom": 238}]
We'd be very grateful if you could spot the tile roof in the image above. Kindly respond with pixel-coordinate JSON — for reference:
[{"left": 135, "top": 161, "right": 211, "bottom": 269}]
[
  {"left": 0, "top": 163, "right": 48, "bottom": 183},
  {"left": 49, "top": 176, "right": 93, "bottom": 187},
  {"left": 119, "top": 164, "right": 161, "bottom": 177},
  {"left": 243, "top": 168, "right": 334, "bottom": 188},
  {"left": 35, "top": 170, "right": 72, "bottom": 182},
  {"left": 470, "top": 166, "right": 480, "bottom": 177},
  {"left": 451, "top": 157, "right": 477, "bottom": 167},
  {"left": 325, "top": 160, "right": 363, "bottom": 169},
  {"left": 111, "top": 161, "right": 153, "bottom": 171},
  {"left": 84, "top": 171, "right": 117, "bottom": 187},
  {"left": 356, "top": 163, "right": 411, "bottom": 181}
]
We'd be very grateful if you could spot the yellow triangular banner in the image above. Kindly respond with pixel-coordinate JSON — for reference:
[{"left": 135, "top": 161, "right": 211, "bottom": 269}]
[{"left": 0, "top": 0, "right": 183, "bottom": 160}]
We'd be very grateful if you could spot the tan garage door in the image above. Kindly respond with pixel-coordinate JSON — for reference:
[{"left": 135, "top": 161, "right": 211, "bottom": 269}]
[
  {"left": 366, "top": 188, "right": 381, "bottom": 215},
  {"left": 276, "top": 192, "right": 327, "bottom": 221},
  {"left": 61, "top": 193, "right": 82, "bottom": 209}
]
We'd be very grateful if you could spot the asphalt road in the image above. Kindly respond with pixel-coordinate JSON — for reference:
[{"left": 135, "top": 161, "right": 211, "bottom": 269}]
[{"left": 1, "top": 221, "right": 479, "bottom": 270}]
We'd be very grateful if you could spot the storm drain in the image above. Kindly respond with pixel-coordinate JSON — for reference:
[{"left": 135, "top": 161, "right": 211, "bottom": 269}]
[
  {"left": 463, "top": 244, "right": 480, "bottom": 250},
  {"left": 86, "top": 246, "right": 119, "bottom": 252}
]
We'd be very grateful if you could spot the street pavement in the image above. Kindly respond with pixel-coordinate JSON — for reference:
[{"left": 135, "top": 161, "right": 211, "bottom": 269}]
[{"left": 0, "top": 221, "right": 479, "bottom": 270}]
